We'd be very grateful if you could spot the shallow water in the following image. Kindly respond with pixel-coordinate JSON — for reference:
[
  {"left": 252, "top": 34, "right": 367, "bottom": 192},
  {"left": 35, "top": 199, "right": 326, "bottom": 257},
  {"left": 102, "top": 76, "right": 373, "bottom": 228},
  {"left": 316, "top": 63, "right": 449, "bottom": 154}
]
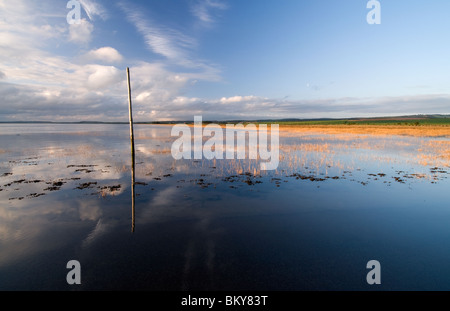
[{"left": 0, "top": 123, "right": 449, "bottom": 290}]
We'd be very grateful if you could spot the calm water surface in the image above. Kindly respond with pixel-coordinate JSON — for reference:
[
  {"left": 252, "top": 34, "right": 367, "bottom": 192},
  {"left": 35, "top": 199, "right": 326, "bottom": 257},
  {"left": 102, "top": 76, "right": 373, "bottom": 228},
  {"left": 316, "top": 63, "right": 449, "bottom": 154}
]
[{"left": 0, "top": 124, "right": 449, "bottom": 290}]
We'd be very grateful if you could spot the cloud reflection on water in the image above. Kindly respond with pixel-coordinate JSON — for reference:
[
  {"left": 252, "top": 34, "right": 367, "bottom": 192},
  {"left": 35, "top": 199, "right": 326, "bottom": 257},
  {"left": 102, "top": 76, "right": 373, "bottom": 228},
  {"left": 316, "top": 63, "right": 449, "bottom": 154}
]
[{"left": 0, "top": 124, "right": 449, "bottom": 290}]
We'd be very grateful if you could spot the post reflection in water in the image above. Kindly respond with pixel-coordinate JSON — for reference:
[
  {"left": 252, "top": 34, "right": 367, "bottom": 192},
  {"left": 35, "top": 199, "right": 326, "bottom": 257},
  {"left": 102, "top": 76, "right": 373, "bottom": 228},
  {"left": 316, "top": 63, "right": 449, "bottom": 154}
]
[
  {"left": 131, "top": 150, "right": 135, "bottom": 233},
  {"left": 0, "top": 123, "right": 449, "bottom": 290}
]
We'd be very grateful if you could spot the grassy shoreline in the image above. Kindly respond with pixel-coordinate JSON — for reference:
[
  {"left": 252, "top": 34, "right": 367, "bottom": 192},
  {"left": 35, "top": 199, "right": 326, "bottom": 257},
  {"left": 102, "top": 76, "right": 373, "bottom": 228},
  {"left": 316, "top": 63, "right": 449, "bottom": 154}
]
[{"left": 238, "top": 118, "right": 450, "bottom": 126}]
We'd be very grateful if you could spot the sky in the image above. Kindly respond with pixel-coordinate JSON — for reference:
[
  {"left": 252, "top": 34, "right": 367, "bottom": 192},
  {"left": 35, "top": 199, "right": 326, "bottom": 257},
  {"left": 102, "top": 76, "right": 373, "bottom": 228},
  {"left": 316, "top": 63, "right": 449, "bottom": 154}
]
[{"left": 0, "top": 0, "right": 450, "bottom": 122}]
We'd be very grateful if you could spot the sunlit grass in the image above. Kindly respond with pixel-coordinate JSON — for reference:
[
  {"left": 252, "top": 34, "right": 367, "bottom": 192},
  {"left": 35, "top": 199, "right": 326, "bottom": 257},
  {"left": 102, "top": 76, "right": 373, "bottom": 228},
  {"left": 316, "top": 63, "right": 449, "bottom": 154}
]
[{"left": 278, "top": 124, "right": 450, "bottom": 138}]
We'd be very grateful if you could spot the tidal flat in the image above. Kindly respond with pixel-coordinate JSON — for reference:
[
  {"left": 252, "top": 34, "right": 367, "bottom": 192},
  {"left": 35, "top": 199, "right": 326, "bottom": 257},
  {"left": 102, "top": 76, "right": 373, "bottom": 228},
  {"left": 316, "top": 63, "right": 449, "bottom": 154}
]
[{"left": 0, "top": 123, "right": 449, "bottom": 290}]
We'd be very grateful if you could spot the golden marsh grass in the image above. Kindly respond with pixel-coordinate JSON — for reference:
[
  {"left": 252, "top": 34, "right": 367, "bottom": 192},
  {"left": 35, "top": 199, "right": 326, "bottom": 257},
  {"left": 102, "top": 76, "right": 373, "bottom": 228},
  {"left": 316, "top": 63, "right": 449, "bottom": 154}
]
[{"left": 278, "top": 124, "right": 450, "bottom": 138}]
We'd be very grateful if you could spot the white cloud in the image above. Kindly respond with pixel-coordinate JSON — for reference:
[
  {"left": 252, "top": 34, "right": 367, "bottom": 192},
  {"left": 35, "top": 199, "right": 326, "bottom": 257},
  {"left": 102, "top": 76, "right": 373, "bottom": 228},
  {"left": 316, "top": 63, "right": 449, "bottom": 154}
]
[
  {"left": 129, "top": 62, "right": 191, "bottom": 105},
  {"left": 0, "top": 1, "right": 130, "bottom": 121},
  {"left": 85, "top": 65, "right": 122, "bottom": 90},
  {"left": 0, "top": 1, "right": 65, "bottom": 53},
  {"left": 84, "top": 47, "right": 123, "bottom": 63},
  {"left": 220, "top": 95, "right": 259, "bottom": 104},
  {"left": 173, "top": 96, "right": 201, "bottom": 104},
  {"left": 136, "top": 92, "right": 152, "bottom": 102},
  {"left": 69, "top": 18, "right": 94, "bottom": 44},
  {"left": 124, "top": 93, "right": 450, "bottom": 121}
]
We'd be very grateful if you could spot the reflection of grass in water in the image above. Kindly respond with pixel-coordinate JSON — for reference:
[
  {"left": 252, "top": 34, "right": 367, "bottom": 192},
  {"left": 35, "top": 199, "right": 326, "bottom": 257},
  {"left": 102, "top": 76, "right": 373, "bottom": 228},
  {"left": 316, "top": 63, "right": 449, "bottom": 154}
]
[
  {"left": 27, "top": 145, "right": 97, "bottom": 160},
  {"left": 280, "top": 143, "right": 332, "bottom": 153},
  {"left": 282, "top": 130, "right": 449, "bottom": 169},
  {"left": 135, "top": 135, "right": 173, "bottom": 142},
  {"left": 139, "top": 129, "right": 449, "bottom": 188},
  {"left": 416, "top": 140, "right": 450, "bottom": 167},
  {"left": 8, "top": 126, "right": 446, "bottom": 199},
  {"left": 278, "top": 124, "right": 450, "bottom": 138},
  {"left": 151, "top": 148, "right": 172, "bottom": 154},
  {"left": 137, "top": 124, "right": 449, "bottom": 174}
]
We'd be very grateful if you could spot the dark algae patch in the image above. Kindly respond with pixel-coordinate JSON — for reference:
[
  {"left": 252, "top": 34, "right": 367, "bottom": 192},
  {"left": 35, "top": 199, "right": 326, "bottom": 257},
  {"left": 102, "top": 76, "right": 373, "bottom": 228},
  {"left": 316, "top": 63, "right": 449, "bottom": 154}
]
[
  {"left": 44, "top": 180, "right": 66, "bottom": 191},
  {"left": 27, "top": 193, "right": 46, "bottom": 198},
  {"left": 76, "top": 182, "right": 98, "bottom": 189},
  {"left": 100, "top": 185, "right": 121, "bottom": 191}
]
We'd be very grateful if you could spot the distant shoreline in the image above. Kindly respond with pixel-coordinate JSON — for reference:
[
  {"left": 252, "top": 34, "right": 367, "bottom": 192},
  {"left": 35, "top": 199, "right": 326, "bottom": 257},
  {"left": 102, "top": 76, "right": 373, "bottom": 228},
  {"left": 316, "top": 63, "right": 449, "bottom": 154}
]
[{"left": 1, "top": 114, "right": 449, "bottom": 126}]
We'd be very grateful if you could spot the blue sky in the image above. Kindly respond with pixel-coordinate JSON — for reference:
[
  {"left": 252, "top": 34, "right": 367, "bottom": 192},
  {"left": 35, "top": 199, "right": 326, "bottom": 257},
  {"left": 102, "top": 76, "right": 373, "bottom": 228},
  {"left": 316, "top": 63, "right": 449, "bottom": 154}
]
[{"left": 0, "top": 0, "right": 449, "bottom": 121}]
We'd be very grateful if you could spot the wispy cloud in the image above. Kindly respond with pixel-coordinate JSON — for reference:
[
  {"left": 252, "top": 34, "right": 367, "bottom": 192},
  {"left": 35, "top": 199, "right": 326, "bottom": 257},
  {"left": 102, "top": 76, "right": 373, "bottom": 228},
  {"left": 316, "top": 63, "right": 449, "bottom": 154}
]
[
  {"left": 79, "top": 0, "right": 108, "bottom": 21},
  {"left": 118, "top": 1, "right": 222, "bottom": 78},
  {"left": 119, "top": 2, "right": 196, "bottom": 64},
  {"left": 117, "top": 0, "right": 222, "bottom": 98},
  {"left": 190, "top": 0, "right": 227, "bottom": 26}
]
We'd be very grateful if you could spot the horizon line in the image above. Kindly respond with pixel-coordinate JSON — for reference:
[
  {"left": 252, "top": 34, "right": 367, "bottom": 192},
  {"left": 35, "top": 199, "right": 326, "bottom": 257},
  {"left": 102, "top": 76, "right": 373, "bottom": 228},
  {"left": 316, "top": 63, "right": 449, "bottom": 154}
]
[{"left": 0, "top": 114, "right": 449, "bottom": 124}]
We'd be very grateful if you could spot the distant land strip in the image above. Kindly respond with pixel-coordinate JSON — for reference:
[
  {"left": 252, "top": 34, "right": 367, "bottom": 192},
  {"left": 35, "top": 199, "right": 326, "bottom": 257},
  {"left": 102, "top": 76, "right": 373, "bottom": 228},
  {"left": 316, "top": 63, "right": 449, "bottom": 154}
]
[{"left": 1, "top": 114, "right": 449, "bottom": 126}]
